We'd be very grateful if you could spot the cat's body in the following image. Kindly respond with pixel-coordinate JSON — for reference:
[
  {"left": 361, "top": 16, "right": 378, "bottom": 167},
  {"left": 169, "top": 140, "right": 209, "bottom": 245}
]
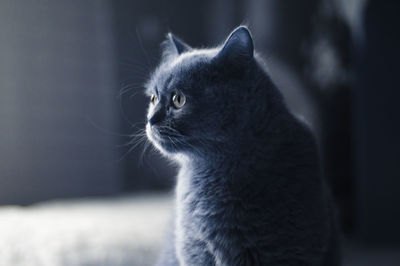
[{"left": 146, "top": 27, "right": 340, "bottom": 266}]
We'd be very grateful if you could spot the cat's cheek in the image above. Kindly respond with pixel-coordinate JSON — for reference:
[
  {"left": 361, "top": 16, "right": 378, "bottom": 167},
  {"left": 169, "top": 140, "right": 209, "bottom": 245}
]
[
  {"left": 146, "top": 124, "right": 162, "bottom": 150},
  {"left": 145, "top": 123, "right": 154, "bottom": 143},
  {"left": 146, "top": 123, "right": 174, "bottom": 157}
]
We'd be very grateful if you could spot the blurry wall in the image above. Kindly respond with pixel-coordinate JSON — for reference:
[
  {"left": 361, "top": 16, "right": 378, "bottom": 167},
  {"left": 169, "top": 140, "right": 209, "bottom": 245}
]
[
  {"left": 0, "top": 0, "right": 122, "bottom": 204},
  {"left": 355, "top": 0, "right": 400, "bottom": 244}
]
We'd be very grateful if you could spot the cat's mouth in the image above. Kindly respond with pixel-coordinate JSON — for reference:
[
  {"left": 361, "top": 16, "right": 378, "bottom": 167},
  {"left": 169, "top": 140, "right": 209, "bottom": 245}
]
[
  {"left": 146, "top": 124, "right": 164, "bottom": 143},
  {"left": 146, "top": 123, "right": 185, "bottom": 153},
  {"left": 146, "top": 123, "right": 176, "bottom": 145}
]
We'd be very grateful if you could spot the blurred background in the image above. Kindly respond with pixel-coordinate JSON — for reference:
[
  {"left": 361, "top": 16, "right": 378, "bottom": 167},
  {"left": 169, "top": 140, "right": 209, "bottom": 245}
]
[{"left": 0, "top": 0, "right": 399, "bottom": 265}]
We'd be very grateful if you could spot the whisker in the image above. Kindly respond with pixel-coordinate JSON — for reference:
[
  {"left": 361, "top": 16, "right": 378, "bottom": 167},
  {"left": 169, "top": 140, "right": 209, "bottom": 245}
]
[
  {"left": 120, "top": 62, "right": 149, "bottom": 74},
  {"left": 118, "top": 85, "right": 142, "bottom": 98},
  {"left": 135, "top": 27, "right": 152, "bottom": 71},
  {"left": 118, "top": 134, "right": 147, "bottom": 162},
  {"left": 116, "top": 131, "right": 147, "bottom": 148},
  {"left": 86, "top": 116, "right": 135, "bottom": 137},
  {"left": 138, "top": 139, "right": 151, "bottom": 167},
  {"left": 118, "top": 95, "right": 143, "bottom": 129}
]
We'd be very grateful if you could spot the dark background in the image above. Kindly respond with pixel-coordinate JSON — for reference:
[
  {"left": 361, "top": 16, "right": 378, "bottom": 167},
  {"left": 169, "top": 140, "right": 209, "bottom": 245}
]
[{"left": 1, "top": 0, "right": 400, "bottom": 255}]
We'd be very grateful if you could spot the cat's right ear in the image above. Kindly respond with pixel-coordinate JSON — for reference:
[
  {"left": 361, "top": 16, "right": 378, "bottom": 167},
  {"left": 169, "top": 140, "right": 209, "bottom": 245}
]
[
  {"left": 214, "top": 26, "right": 254, "bottom": 68},
  {"left": 161, "top": 33, "right": 192, "bottom": 59}
]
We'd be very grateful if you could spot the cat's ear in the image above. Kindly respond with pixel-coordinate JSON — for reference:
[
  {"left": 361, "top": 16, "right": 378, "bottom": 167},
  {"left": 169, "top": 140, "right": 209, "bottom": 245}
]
[
  {"left": 215, "top": 26, "right": 254, "bottom": 66},
  {"left": 162, "top": 33, "right": 191, "bottom": 59}
]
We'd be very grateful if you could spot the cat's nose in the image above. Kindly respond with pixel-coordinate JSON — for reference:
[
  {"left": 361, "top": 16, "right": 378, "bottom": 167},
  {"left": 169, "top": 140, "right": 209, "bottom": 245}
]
[{"left": 148, "top": 107, "right": 165, "bottom": 126}]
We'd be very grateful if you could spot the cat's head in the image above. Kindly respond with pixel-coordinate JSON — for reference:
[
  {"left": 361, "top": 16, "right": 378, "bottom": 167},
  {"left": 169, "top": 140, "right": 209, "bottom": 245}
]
[{"left": 145, "top": 26, "right": 273, "bottom": 157}]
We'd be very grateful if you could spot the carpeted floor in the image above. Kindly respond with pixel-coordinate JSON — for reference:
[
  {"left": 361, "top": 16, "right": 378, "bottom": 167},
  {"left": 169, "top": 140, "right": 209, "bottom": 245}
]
[
  {"left": 0, "top": 193, "right": 399, "bottom": 266},
  {"left": 0, "top": 193, "right": 173, "bottom": 266}
]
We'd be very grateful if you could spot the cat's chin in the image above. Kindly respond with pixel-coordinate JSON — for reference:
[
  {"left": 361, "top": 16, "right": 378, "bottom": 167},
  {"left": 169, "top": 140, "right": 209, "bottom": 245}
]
[
  {"left": 152, "top": 140, "right": 181, "bottom": 157},
  {"left": 146, "top": 124, "right": 180, "bottom": 155}
]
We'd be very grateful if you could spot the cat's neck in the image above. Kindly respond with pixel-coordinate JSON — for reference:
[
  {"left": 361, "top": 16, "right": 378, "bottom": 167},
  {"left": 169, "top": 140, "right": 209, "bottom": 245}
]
[
  {"left": 174, "top": 115, "right": 286, "bottom": 169},
  {"left": 174, "top": 111, "right": 318, "bottom": 188}
]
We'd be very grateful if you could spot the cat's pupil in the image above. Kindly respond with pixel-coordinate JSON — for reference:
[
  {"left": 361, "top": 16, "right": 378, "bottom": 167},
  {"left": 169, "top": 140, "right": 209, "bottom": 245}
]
[
  {"left": 150, "top": 94, "right": 157, "bottom": 104},
  {"left": 172, "top": 92, "right": 186, "bottom": 108}
]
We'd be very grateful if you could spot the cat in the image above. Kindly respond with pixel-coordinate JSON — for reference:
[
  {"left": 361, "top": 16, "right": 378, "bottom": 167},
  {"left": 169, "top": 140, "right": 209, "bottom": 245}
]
[{"left": 145, "top": 26, "right": 340, "bottom": 266}]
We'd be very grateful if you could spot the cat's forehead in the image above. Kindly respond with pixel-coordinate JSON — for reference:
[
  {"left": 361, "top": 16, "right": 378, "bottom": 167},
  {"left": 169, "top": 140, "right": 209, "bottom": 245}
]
[{"left": 146, "top": 49, "right": 216, "bottom": 93}]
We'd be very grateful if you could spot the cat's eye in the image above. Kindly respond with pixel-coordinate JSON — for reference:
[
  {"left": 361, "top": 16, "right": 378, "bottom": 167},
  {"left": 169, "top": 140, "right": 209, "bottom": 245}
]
[
  {"left": 150, "top": 94, "right": 158, "bottom": 105},
  {"left": 172, "top": 92, "right": 186, "bottom": 109}
]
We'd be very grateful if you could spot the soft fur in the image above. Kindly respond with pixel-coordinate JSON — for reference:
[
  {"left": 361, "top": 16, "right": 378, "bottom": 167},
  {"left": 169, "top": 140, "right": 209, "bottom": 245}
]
[{"left": 145, "top": 26, "right": 340, "bottom": 266}]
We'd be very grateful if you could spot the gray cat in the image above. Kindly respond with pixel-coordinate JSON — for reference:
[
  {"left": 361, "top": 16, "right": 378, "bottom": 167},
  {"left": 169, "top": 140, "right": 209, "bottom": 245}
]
[{"left": 145, "top": 26, "right": 340, "bottom": 266}]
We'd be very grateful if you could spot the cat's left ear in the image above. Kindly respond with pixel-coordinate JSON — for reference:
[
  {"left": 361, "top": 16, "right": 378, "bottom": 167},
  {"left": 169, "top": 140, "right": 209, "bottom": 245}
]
[
  {"left": 162, "top": 33, "right": 192, "bottom": 59},
  {"left": 215, "top": 26, "right": 254, "bottom": 66}
]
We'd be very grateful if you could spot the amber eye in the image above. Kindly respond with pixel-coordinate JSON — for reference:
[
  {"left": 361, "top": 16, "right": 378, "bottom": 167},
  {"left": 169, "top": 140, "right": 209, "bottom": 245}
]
[
  {"left": 150, "top": 94, "right": 158, "bottom": 105},
  {"left": 172, "top": 92, "right": 186, "bottom": 109}
]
